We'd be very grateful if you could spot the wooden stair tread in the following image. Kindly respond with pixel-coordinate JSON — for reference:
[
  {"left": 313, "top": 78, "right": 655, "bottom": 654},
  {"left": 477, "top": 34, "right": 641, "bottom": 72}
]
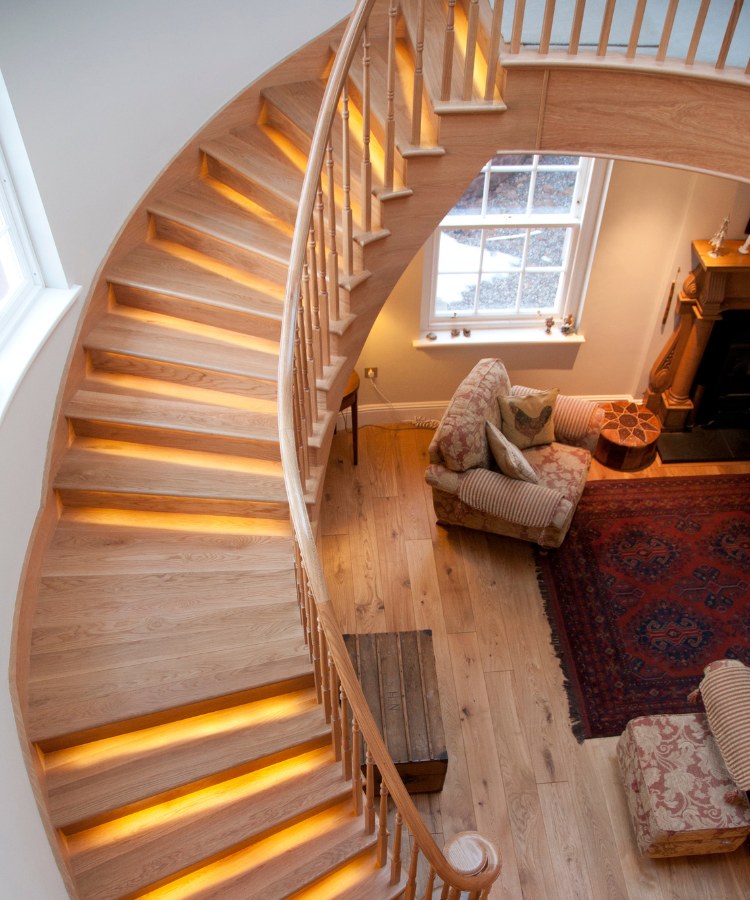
[
  {"left": 45, "top": 694, "right": 329, "bottom": 828},
  {"left": 54, "top": 438, "right": 287, "bottom": 502},
  {"left": 43, "top": 509, "right": 292, "bottom": 576},
  {"left": 150, "top": 181, "right": 293, "bottom": 265},
  {"left": 291, "top": 854, "right": 406, "bottom": 899},
  {"left": 66, "top": 389, "right": 279, "bottom": 444},
  {"left": 201, "top": 131, "right": 304, "bottom": 214},
  {"left": 261, "top": 81, "right": 325, "bottom": 150},
  {"left": 84, "top": 309, "right": 279, "bottom": 382},
  {"left": 108, "top": 242, "right": 284, "bottom": 319},
  {"left": 140, "top": 801, "right": 379, "bottom": 899},
  {"left": 66, "top": 747, "right": 347, "bottom": 900},
  {"left": 27, "top": 630, "right": 312, "bottom": 742}
]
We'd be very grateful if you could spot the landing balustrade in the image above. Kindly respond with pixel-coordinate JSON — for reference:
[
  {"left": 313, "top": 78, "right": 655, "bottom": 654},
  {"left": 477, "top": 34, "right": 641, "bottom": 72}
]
[{"left": 278, "top": 0, "right": 748, "bottom": 895}]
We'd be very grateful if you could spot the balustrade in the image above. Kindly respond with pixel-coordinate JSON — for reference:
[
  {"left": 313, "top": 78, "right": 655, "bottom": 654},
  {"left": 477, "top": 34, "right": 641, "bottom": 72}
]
[{"left": 278, "top": 0, "right": 748, "bottom": 894}]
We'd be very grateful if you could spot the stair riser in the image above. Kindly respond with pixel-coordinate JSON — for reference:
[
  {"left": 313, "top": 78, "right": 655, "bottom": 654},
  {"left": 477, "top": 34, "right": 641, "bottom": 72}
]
[
  {"left": 69, "top": 779, "right": 350, "bottom": 900},
  {"left": 87, "top": 350, "right": 279, "bottom": 400},
  {"left": 150, "top": 216, "right": 290, "bottom": 287},
  {"left": 204, "top": 155, "right": 298, "bottom": 227},
  {"left": 48, "top": 729, "right": 330, "bottom": 830},
  {"left": 111, "top": 283, "right": 283, "bottom": 342},
  {"left": 68, "top": 420, "right": 282, "bottom": 462},
  {"left": 56, "top": 490, "right": 290, "bottom": 520}
]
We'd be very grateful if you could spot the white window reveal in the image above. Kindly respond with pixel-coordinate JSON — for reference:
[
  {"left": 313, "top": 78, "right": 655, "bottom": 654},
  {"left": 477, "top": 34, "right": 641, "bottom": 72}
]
[{"left": 419, "top": 153, "right": 610, "bottom": 345}]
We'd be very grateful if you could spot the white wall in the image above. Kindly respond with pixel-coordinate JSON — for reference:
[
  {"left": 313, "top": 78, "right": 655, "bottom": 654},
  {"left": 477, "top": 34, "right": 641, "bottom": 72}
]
[
  {"left": 0, "top": 1, "right": 349, "bottom": 893},
  {"left": 355, "top": 161, "right": 750, "bottom": 415}
]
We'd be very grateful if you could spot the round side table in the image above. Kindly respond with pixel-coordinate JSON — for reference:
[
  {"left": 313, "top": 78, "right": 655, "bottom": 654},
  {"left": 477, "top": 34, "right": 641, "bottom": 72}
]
[{"left": 594, "top": 401, "right": 662, "bottom": 471}]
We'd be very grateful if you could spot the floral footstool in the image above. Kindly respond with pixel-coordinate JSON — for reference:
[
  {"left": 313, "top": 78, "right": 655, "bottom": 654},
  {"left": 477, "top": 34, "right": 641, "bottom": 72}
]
[{"left": 616, "top": 713, "right": 750, "bottom": 857}]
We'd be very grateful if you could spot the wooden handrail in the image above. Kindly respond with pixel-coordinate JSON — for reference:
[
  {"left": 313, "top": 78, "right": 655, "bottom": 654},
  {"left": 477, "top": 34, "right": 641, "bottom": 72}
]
[
  {"left": 278, "top": 1, "right": 501, "bottom": 894},
  {"left": 279, "top": 0, "right": 747, "bottom": 893}
]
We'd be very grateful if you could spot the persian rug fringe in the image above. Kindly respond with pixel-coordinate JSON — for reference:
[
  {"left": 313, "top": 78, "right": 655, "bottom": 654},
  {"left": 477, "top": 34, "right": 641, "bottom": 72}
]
[{"left": 534, "top": 551, "right": 586, "bottom": 744}]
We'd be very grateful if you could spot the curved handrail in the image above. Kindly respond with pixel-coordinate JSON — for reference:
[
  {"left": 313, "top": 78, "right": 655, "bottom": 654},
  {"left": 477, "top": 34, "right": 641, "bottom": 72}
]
[{"left": 277, "top": 1, "right": 501, "bottom": 894}]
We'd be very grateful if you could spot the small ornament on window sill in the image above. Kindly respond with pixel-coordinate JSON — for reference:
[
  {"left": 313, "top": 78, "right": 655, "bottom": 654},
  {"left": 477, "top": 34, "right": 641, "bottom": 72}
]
[
  {"left": 544, "top": 316, "right": 554, "bottom": 334},
  {"left": 560, "top": 315, "right": 576, "bottom": 335}
]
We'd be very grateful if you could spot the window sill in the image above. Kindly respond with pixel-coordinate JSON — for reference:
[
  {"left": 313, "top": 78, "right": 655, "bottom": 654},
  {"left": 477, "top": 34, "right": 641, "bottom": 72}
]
[
  {"left": 412, "top": 327, "right": 586, "bottom": 348},
  {"left": 0, "top": 286, "right": 81, "bottom": 425}
]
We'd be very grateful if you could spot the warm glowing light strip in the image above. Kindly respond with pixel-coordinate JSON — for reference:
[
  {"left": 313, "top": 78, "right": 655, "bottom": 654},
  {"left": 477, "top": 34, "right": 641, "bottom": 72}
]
[
  {"left": 143, "top": 806, "right": 349, "bottom": 898},
  {"left": 207, "top": 180, "right": 294, "bottom": 237},
  {"left": 261, "top": 125, "right": 309, "bottom": 175},
  {"left": 293, "top": 854, "right": 378, "bottom": 899},
  {"left": 111, "top": 306, "right": 280, "bottom": 355},
  {"left": 47, "top": 692, "right": 314, "bottom": 773},
  {"left": 154, "top": 240, "right": 285, "bottom": 299},
  {"left": 77, "top": 438, "right": 285, "bottom": 477},
  {"left": 84, "top": 372, "right": 277, "bottom": 414},
  {"left": 60, "top": 506, "right": 291, "bottom": 537},
  {"left": 65, "top": 748, "right": 331, "bottom": 852}
]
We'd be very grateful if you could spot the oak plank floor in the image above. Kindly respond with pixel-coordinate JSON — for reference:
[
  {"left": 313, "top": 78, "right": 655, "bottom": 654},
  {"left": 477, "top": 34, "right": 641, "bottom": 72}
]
[{"left": 320, "top": 422, "right": 750, "bottom": 900}]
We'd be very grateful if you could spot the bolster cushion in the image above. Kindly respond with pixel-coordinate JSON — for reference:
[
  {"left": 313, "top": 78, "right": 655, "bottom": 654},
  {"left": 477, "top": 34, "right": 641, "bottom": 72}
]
[
  {"left": 697, "top": 659, "right": 750, "bottom": 791},
  {"left": 457, "top": 467, "right": 572, "bottom": 530}
]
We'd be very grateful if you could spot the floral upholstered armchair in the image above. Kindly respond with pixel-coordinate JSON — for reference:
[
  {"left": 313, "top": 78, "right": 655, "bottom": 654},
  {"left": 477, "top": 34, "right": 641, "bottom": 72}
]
[{"left": 425, "top": 358, "right": 604, "bottom": 548}]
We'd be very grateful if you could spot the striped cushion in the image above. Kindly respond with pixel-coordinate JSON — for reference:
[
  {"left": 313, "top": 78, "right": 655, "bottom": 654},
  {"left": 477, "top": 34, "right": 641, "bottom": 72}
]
[
  {"left": 458, "top": 467, "right": 566, "bottom": 529},
  {"left": 512, "top": 385, "right": 599, "bottom": 445},
  {"left": 698, "top": 660, "right": 750, "bottom": 790}
]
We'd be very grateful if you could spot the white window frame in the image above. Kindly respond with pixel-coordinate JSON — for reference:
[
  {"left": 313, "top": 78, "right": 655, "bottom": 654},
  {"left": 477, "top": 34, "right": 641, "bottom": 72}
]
[
  {"left": 0, "top": 143, "right": 43, "bottom": 335},
  {"left": 421, "top": 154, "right": 610, "bottom": 339}
]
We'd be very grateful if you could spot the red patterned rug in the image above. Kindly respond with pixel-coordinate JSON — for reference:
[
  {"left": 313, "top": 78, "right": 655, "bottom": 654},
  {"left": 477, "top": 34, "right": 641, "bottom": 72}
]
[{"left": 535, "top": 475, "right": 750, "bottom": 740}]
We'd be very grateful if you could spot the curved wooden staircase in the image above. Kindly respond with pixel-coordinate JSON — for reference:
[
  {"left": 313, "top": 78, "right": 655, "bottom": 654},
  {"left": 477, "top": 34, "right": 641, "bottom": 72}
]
[
  {"left": 13, "top": 4, "right": 507, "bottom": 897},
  {"left": 13, "top": 0, "right": 750, "bottom": 896}
]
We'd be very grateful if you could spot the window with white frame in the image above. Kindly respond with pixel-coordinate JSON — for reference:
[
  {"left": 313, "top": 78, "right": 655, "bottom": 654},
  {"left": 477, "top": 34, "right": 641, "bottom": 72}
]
[
  {"left": 0, "top": 145, "right": 42, "bottom": 333},
  {"left": 423, "top": 153, "right": 609, "bottom": 333}
]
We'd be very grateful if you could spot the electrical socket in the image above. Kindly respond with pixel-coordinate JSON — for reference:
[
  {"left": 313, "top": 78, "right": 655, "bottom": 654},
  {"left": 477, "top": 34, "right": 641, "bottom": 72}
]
[{"left": 364, "top": 367, "right": 378, "bottom": 380}]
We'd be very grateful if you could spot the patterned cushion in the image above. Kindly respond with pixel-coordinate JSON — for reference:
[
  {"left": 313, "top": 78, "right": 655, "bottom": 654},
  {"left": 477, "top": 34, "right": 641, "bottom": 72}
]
[
  {"left": 617, "top": 713, "right": 750, "bottom": 857},
  {"left": 523, "top": 442, "right": 591, "bottom": 506},
  {"left": 485, "top": 421, "right": 538, "bottom": 483},
  {"left": 433, "top": 359, "right": 511, "bottom": 472},
  {"left": 499, "top": 388, "right": 558, "bottom": 449},
  {"left": 697, "top": 659, "right": 750, "bottom": 790}
]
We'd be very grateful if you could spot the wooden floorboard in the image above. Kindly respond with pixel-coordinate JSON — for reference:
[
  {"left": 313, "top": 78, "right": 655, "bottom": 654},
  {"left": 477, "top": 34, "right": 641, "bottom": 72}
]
[{"left": 320, "top": 422, "right": 750, "bottom": 900}]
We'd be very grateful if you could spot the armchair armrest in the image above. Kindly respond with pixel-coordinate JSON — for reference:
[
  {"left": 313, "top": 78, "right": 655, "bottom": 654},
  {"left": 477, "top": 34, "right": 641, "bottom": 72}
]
[
  {"left": 458, "top": 467, "right": 572, "bottom": 531},
  {"left": 511, "top": 385, "right": 603, "bottom": 452}
]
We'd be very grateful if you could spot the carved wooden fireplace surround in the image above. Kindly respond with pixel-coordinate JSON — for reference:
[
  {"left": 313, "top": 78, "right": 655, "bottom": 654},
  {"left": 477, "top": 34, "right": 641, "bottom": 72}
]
[{"left": 645, "top": 240, "right": 750, "bottom": 431}]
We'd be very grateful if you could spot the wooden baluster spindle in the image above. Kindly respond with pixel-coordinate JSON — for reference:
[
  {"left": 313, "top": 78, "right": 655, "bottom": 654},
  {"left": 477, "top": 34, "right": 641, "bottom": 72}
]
[
  {"left": 686, "top": 0, "right": 710, "bottom": 65},
  {"left": 484, "top": 0, "right": 502, "bottom": 99},
  {"left": 307, "top": 222, "right": 322, "bottom": 377},
  {"left": 361, "top": 26, "right": 372, "bottom": 232},
  {"left": 441, "top": 0, "right": 456, "bottom": 101},
  {"left": 597, "top": 0, "right": 616, "bottom": 56},
  {"left": 390, "top": 811, "right": 403, "bottom": 885},
  {"left": 377, "top": 782, "right": 389, "bottom": 866},
  {"left": 329, "top": 653, "right": 342, "bottom": 759},
  {"left": 569, "top": 0, "right": 585, "bottom": 54},
  {"left": 405, "top": 840, "right": 419, "bottom": 899},
  {"left": 511, "top": 0, "right": 526, "bottom": 54},
  {"left": 341, "top": 690, "right": 352, "bottom": 779},
  {"left": 296, "top": 294, "right": 313, "bottom": 442},
  {"left": 717, "top": 0, "right": 743, "bottom": 70},
  {"left": 341, "top": 84, "right": 354, "bottom": 279},
  {"left": 351, "top": 717, "right": 363, "bottom": 815},
  {"left": 463, "top": 0, "right": 479, "bottom": 99},
  {"left": 386, "top": 0, "right": 398, "bottom": 182},
  {"left": 657, "top": 0, "right": 679, "bottom": 62},
  {"left": 424, "top": 865, "right": 436, "bottom": 898},
  {"left": 300, "top": 258, "right": 318, "bottom": 424},
  {"left": 627, "top": 0, "right": 647, "bottom": 58},
  {"left": 539, "top": 0, "right": 556, "bottom": 55},
  {"left": 291, "top": 354, "right": 308, "bottom": 483},
  {"left": 318, "top": 620, "right": 331, "bottom": 722},
  {"left": 325, "top": 137, "right": 341, "bottom": 320},
  {"left": 314, "top": 180, "right": 331, "bottom": 367},
  {"left": 365, "top": 748, "right": 375, "bottom": 833}
]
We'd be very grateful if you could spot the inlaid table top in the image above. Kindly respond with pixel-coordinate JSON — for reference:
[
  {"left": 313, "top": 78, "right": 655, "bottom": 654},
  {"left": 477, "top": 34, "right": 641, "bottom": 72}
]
[{"left": 600, "top": 401, "right": 661, "bottom": 448}]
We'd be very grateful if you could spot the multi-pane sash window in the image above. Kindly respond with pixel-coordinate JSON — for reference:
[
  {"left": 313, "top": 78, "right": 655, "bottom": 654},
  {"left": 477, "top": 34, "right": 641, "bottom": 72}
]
[
  {"left": 0, "top": 146, "right": 40, "bottom": 330},
  {"left": 426, "top": 154, "right": 606, "bottom": 330}
]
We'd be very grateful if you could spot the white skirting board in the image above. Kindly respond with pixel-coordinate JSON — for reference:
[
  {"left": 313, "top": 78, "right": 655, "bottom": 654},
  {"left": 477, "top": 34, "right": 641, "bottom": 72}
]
[{"left": 342, "top": 395, "right": 637, "bottom": 429}]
